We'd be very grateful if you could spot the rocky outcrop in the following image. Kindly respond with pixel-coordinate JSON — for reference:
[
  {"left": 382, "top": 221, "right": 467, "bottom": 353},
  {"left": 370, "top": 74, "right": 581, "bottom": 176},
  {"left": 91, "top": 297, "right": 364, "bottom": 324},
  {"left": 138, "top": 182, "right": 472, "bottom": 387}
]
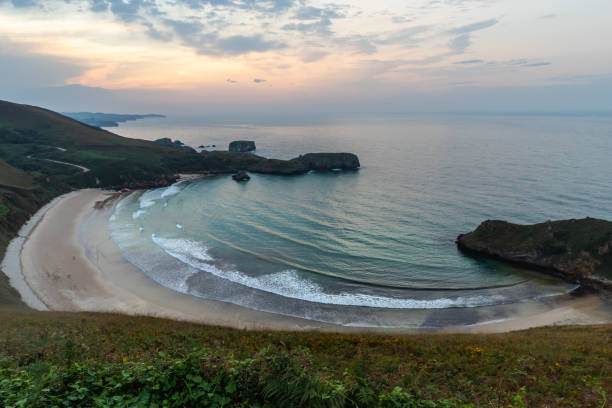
[
  {"left": 457, "top": 218, "right": 612, "bottom": 290},
  {"left": 297, "top": 153, "right": 360, "bottom": 171},
  {"left": 228, "top": 152, "right": 360, "bottom": 175},
  {"left": 229, "top": 140, "right": 256, "bottom": 153},
  {"left": 232, "top": 171, "right": 250, "bottom": 182}
]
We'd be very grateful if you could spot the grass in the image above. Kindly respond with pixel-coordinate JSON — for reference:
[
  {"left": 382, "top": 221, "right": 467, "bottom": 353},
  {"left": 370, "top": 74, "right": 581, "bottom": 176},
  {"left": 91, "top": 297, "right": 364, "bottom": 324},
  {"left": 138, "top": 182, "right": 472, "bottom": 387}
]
[
  {"left": 0, "top": 310, "right": 610, "bottom": 407},
  {"left": 0, "top": 159, "right": 32, "bottom": 189}
]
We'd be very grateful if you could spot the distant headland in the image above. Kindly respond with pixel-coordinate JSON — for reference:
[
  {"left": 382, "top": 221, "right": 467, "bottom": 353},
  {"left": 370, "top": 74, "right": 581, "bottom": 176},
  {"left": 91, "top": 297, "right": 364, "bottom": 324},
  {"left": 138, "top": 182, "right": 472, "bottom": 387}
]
[{"left": 63, "top": 112, "right": 165, "bottom": 128}]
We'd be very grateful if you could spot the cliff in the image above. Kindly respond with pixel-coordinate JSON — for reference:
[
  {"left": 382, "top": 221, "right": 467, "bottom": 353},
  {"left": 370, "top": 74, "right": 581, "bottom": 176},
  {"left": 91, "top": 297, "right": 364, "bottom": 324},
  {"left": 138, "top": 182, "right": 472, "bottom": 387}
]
[
  {"left": 457, "top": 218, "right": 612, "bottom": 290},
  {"left": 244, "top": 152, "right": 360, "bottom": 175},
  {"left": 229, "top": 140, "right": 256, "bottom": 152}
]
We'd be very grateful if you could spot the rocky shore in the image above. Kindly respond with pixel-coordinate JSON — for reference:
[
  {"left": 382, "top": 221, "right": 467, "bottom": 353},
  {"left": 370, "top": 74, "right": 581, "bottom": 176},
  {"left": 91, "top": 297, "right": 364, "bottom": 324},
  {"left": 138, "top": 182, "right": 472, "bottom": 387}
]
[{"left": 457, "top": 218, "right": 612, "bottom": 291}]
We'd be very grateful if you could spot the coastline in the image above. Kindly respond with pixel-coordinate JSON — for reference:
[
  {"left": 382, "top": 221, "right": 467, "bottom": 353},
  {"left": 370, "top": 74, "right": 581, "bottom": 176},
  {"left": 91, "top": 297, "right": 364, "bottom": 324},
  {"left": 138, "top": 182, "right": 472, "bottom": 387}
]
[{"left": 5, "top": 189, "right": 612, "bottom": 333}]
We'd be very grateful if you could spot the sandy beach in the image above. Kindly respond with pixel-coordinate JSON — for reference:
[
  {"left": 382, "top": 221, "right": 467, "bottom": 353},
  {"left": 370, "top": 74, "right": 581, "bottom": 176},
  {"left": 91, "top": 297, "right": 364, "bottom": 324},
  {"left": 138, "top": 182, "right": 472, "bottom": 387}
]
[{"left": 5, "top": 189, "right": 612, "bottom": 333}]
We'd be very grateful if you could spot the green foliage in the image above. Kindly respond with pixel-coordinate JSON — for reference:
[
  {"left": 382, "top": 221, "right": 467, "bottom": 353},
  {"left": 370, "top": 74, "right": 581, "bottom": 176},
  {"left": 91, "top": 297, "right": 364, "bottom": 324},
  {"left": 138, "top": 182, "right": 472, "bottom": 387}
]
[
  {"left": 0, "top": 159, "right": 32, "bottom": 189},
  {"left": 0, "top": 311, "right": 610, "bottom": 407},
  {"left": 0, "top": 349, "right": 476, "bottom": 408}
]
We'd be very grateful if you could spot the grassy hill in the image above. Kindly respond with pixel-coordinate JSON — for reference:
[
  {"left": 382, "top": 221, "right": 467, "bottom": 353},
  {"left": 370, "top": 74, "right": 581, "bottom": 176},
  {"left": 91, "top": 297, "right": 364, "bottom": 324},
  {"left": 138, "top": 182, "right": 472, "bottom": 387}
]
[
  {"left": 0, "top": 311, "right": 610, "bottom": 407},
  {"left": 0, "top": 159, "right": 32, "bottom": 189}
]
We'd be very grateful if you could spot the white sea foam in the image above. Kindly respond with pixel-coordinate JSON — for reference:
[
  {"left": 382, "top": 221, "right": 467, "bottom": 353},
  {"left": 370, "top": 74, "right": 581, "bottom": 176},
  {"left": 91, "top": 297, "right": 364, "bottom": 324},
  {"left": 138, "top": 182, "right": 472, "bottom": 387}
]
[
  {"left": 138, "top": 183, "right": 182, "bottom": 209},
  {"left": 132, "top": 210, "right": 147, "bottom": 219},
  {"left": 161, "top": 185, "right": 181, "bottom": 198},
  {"left": 150, "top": 235, "right": 513, "bottom": 309},
  {"left": 176, "top": 224, "right": 183, "bottom": 229}
]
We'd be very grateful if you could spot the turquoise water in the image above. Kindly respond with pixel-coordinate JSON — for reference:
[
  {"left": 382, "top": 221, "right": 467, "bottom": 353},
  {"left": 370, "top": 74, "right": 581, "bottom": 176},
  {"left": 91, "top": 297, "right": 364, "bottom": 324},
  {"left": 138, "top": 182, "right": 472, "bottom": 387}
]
[{"left": 109, "top": 113, "right": 611, "bottom": 326}]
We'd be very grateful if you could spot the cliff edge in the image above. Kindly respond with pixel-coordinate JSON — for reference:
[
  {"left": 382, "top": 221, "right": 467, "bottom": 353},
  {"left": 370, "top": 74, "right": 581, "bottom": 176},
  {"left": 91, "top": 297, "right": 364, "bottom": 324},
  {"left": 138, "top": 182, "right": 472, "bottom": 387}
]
[{"left": 457, "top": 218, "right": 612, "bottom": 290}]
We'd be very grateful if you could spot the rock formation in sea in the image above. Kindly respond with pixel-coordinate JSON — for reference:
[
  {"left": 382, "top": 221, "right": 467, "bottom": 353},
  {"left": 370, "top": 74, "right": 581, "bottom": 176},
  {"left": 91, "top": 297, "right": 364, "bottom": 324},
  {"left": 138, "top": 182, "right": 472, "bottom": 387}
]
[
  {"left": 229, "top": 140, "right": 256, "bottom": 153},
  {"left": 457, "top": 218, "right": 612, "bottom": 290},
  {"left": 244, "top": 152, "right": 361, "bottom": 175},
  {"left": 232, "top": 171, "right": 251, "bottom": 182}
]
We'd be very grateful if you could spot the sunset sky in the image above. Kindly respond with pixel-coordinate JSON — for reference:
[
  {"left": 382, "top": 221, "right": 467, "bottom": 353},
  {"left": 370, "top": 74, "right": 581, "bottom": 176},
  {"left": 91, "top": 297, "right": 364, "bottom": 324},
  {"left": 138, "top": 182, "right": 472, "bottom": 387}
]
[{"left": 1, "top": 0, "right": 611, "bottom": 113}]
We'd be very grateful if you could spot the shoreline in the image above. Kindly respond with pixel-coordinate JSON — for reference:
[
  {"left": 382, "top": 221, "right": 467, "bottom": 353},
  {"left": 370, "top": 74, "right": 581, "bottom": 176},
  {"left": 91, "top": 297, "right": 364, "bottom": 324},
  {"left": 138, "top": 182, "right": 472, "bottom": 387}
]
[{"left": 4, "top": 189, "right": 612, "bottom": 333}]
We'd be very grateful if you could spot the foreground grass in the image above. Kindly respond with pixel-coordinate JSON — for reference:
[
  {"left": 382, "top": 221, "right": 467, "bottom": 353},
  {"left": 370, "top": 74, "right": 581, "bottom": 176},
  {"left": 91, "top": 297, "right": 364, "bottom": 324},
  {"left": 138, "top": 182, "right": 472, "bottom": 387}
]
[{"left": 0, "top": 311, "right": 610, "bottom": 407}]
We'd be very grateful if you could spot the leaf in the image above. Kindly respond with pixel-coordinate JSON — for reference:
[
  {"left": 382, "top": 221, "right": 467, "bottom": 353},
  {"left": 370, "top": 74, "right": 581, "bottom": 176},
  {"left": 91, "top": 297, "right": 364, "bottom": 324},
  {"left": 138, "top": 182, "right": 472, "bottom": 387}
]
[{"left": 225, "top": 382, "right": 237, "bottom": 394}]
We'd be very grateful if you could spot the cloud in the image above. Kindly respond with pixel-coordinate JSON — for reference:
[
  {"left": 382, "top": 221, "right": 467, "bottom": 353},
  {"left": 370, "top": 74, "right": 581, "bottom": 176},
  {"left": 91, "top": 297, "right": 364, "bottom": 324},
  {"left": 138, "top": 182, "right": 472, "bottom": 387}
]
[
  {"left": 448, "top": 18, "right": 498, "bottom": 34},
  {"left": 2, "top": 0, "right": 38, "bottom": 7},
  {"left": 294, "top": 5, "right": 343, "bottom": 20},
  {"left": 504, "top": 59, "right": 551, "bottom": 67},
  {"left": 451, "top": 80, "right": 478, "bottom": 85},
  {"left": 391, "top": 16, "right": 411, "bottom": 24},
  {"left": 524, "top": 62, "right": 551, "bottom": 67},
  {"left": 175, "top": 0, "right": 294, "bottom": 13},
  {"left": 89, "top": 0, "right": 155, "bottom": 22},
  {"left": 301, "top": 50, "right": 328, "bottom": 63},
  {"left": 282, "top": 5, "right": 345, "bottom": 36},
  {"left": 374, "top": 25, "right": 430, "bottom": 46},
  {"left": 448, "top": 33, "right": 470, "bottom": 52},
  {"left": 142, "top": 21, "right": 172, "bottom": 41},
  {"left": 539, "top": 14, "right": 556, "bottom": 19},
  {"left": 253, "top": 78, "right": 266, "bottom": 83},
  {"left": 447, "top": 18, "right": 498, "bottom": 53},
  {"left": 163, "top": 18, "right": 205, "bottom": 38},
  {"left": 454, "top": 59, "right": 484, "bottom": 64},
  {"left": 0, "top": 45, "right": 87, "bottom": 92},
  {"left": 158, "top": 18, "right": 286, "bottom": 55},
  {"left": 213, "top": 35, "right": 286, "bottom": 55},
  {"left": 334, "top": 35, "right": 377, "bottom": 55}
]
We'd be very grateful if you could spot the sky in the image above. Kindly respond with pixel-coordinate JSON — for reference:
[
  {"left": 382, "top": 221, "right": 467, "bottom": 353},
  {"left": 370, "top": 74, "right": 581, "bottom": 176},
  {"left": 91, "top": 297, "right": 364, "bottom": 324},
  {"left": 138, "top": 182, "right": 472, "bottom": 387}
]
[{"left": 1, "top": 0, "right": 611, "bottom": 113}]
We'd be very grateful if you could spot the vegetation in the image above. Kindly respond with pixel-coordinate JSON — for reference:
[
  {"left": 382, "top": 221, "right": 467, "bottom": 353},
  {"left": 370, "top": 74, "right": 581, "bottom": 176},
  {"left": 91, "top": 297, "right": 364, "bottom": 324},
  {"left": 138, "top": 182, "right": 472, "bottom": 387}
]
[
  {"left": 0, "top": 159, "right": 33, "bottom": 190},
  {"left": 0, "top": 311, "right": 610, "bottom": 407}
]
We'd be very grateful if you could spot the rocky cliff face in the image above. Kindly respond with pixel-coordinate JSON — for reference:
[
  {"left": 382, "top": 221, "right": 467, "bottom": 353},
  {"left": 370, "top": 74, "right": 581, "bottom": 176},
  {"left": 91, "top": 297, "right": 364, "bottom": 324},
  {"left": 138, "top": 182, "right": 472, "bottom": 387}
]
[
  {"left": 229, "top": 140, "right": 256, "bottom": 153},
  {"left": 457, "top": 218, "right": 612, "bottom": 289},
  {"left": 240, "top": 152, "right": 360, "bottom": 175},
  {"left": 298, "top": 153, "right": 360, "bottom": 171}
]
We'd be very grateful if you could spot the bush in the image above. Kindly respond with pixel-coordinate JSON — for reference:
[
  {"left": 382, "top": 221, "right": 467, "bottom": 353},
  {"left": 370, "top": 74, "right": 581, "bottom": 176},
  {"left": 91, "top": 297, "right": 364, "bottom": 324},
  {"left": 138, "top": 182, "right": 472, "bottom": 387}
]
[{"left": 0, "top": 349, "right": 475, "bottom": 408}]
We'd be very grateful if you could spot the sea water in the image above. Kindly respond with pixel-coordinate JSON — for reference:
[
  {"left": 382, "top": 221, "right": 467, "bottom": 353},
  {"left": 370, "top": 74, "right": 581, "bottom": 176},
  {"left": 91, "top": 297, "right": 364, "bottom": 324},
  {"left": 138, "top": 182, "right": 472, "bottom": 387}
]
[{"left": 108, "top": 113, "right": 612, "bottom": 327}]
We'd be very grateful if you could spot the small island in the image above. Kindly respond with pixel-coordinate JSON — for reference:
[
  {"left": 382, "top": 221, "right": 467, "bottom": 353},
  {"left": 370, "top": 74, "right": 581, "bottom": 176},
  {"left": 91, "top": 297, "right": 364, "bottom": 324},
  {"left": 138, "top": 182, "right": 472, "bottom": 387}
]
[{"left": 457, "top": 218, "right": 612, "bottom": 290}]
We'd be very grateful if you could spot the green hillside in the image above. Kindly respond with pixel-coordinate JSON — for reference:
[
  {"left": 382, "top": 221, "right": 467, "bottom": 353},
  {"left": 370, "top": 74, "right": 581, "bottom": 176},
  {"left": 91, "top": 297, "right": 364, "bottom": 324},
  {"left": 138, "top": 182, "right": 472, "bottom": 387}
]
[
  {"left": 0, "top": 311, "right": 609, "bottom": 407},
  {"left": 0, "top": 159, "right": 32, "bottom": 189}
]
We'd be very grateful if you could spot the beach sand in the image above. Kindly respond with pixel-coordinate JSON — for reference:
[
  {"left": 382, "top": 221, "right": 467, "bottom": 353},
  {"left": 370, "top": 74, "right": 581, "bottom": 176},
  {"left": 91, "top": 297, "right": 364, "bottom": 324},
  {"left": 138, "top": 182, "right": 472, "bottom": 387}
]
[{"left": 8, "top": 189, "right": 612, "bottom": 333}]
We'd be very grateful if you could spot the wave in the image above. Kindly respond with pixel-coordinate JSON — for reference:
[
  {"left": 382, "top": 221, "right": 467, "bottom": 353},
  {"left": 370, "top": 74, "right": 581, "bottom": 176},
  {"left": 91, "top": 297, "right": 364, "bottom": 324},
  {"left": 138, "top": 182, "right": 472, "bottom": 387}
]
[
  {"left": 150, "top": 235, "right": 566, "bottom": 309},
  {"left": 132, "top": 210, "right": 147, "bottom": 219},
  {"left": 205, "top": 232, "right": 527, "bottom": 291},
  {"left": 161, "top": 184, "right": 182, "bottom": 198},
  {"left": 131, "top": 183, "right": 185, "bottom": 219}
]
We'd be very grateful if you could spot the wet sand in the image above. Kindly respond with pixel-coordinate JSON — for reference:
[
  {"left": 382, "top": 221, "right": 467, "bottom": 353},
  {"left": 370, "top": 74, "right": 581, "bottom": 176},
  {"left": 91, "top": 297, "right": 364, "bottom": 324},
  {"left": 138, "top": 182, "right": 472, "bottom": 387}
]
[{"left": 5, "top": 189, "right": 611, "bottom": 333}]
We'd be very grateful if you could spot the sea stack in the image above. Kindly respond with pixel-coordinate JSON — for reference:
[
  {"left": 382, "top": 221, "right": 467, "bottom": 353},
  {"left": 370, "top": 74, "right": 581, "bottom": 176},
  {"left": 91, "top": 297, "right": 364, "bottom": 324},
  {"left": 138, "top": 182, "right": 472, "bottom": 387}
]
[
  {"left": 232, "top": 171, "right": 251, "bottom": 182},
  {"left": 229, "top": 140, "right": 256, "bottom": 153}
]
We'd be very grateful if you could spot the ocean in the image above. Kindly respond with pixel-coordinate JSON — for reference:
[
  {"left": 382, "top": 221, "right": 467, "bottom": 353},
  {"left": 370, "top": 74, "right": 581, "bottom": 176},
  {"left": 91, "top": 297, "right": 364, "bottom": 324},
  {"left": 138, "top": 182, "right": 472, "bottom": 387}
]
[{"left": 108, "top": 113, "right": 612, "bottom": 327}]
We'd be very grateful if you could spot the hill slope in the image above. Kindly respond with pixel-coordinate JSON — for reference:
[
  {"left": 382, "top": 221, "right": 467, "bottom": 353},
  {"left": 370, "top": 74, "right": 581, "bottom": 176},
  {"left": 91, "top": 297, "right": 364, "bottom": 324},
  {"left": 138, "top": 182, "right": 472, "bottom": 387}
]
[{"left": 0, "top": 159, "right": 32, "bottom": 189}]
